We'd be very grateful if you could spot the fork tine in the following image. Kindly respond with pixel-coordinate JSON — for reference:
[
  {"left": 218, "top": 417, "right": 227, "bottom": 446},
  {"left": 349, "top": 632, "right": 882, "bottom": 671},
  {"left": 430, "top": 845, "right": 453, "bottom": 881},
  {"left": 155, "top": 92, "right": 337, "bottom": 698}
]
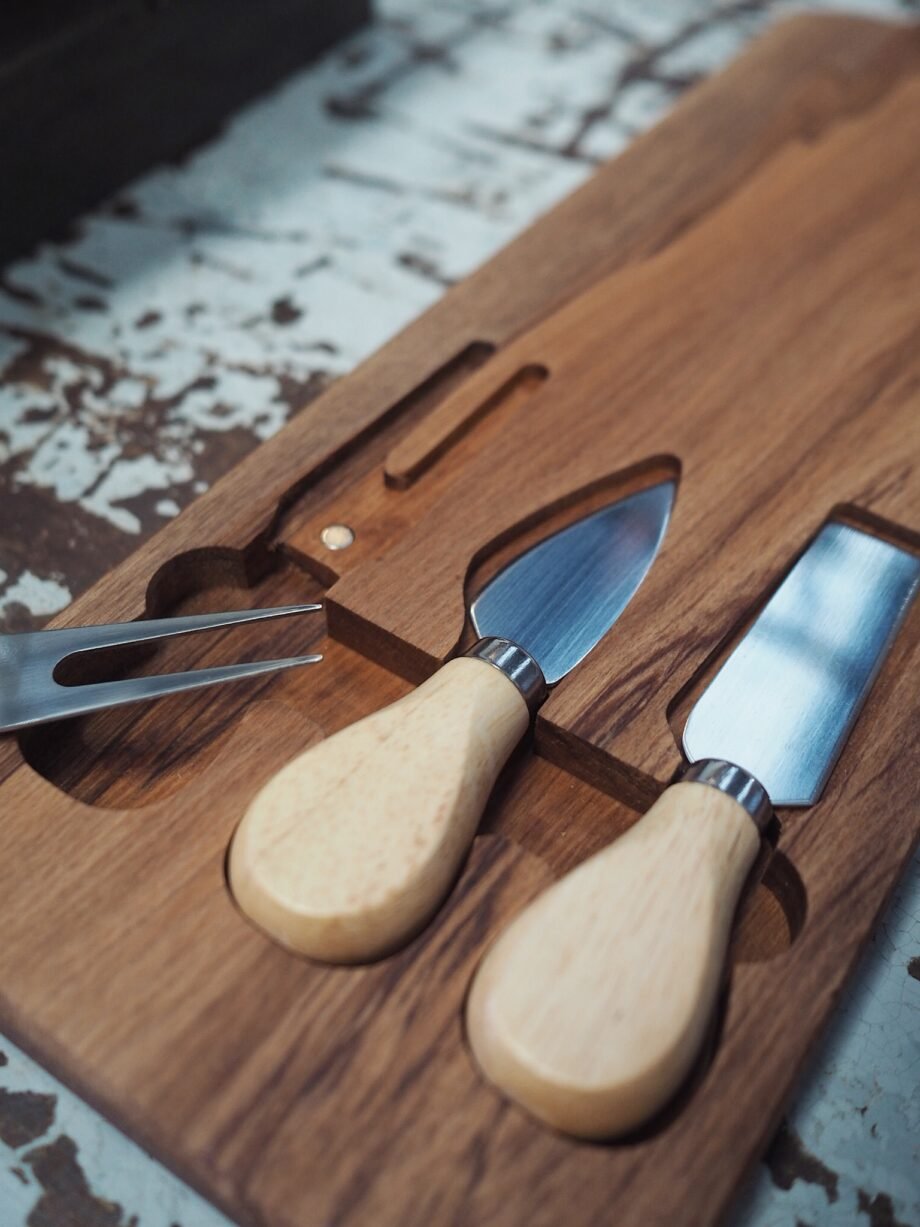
[
  {"left": 0, "top": 604, "right": 324, "bottom": 732},
  {"left": 42, "top": 604, "right": 322, "bottom": 660},
  {"left": 18, "top": 654, "right": 324, "bottom": 730}
]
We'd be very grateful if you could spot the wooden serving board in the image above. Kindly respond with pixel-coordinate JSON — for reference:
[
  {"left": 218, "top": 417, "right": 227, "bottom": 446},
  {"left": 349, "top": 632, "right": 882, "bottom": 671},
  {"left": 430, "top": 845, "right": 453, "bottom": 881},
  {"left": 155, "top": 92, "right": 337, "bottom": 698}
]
[{"left": 1, "top": 16, "right": 919, "bottom": 1227}]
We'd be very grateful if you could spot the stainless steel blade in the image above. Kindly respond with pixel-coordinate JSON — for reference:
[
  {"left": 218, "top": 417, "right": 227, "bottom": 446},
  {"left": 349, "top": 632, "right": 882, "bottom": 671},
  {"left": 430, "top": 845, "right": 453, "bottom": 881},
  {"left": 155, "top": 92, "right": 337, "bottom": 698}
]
[
  {"left": 470, "top": 481, "right": 674, "bottom": 685},
  {"left": 682, "top": 522, "right": 920, "bottom": 805}
]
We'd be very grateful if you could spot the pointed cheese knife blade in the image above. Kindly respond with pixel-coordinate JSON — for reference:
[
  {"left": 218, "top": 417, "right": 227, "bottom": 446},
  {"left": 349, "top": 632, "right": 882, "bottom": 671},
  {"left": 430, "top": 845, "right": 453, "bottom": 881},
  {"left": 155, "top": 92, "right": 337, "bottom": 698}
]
[
  {"left": 466, "top": 521, "right": 919, "bottom": 1141},
  {"left": 471, "top": 481, "right": 674, "bottom": 684},
  {"left": 229, "top": 480, "right": 675, "bottom": 963}
]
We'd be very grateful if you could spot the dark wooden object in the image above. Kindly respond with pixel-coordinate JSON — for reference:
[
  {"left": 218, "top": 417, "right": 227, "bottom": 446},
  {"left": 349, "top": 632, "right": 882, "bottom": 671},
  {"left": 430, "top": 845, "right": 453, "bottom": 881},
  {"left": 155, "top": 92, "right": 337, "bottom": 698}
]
[
  {"left": 0, "top": 0, "right": 370, "bottom": 265},
  {"left": 0, "top": 17, "right": 917, "bottom": 1227}
]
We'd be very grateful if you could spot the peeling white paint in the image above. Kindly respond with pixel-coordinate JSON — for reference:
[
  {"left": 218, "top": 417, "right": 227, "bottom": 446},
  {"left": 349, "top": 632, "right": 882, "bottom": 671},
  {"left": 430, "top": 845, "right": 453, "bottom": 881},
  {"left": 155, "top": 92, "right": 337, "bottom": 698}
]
[
  {"left": 657, "top": 18, "right": 753, "bottom": 77},
  {"left": 16, "top": 421, "right": 121, "bottom": 505},
  {"left": 80, "top": 453, "right": 194, "bottom": 534},
  {"left": 0, "top": 1037, "right": 234, "bottom": 1227},
  {"left": 0, "top": 571, "right": 71, "bottom": 618}
]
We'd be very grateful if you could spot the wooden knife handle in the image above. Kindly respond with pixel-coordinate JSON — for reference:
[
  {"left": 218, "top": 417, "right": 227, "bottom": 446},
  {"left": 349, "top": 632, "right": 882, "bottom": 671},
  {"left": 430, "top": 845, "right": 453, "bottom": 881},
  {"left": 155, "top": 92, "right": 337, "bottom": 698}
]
[
  {"left": 228, "top": 656, "right": 529, "bottom": 962},
  {"left": 465, "top": 780, "right": 761, "bottom": 1138}
]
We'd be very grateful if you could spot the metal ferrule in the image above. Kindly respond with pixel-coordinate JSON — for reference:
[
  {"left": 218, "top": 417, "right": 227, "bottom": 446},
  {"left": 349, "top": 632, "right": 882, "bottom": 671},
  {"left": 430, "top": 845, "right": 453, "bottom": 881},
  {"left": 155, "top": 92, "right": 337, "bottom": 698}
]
[
  {"left": 465, "top": 637, "right": 547, "bottom": 714},
  {"left": 681, "top": 759, "right": 773, "bottom": 834}
]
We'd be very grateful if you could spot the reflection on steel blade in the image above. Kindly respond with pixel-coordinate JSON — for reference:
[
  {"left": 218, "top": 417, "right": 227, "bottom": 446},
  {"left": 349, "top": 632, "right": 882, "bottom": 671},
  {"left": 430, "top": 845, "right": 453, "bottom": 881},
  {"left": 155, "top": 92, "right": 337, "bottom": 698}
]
[
  {"left": 471, "top": 481, "right": 674, "bottom": 685},
  {"left": 682, "top": 522, "right": 919, "bottom": 805}
]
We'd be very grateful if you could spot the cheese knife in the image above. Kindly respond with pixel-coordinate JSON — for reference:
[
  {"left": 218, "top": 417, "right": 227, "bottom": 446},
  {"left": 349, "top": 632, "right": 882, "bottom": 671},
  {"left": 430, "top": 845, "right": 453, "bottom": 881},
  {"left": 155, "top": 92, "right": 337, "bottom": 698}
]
[
  {"left": 466, "top": 521, "right": 920, "bottom": 1138},
  {"left": 228, "top": 480, "right": 674, "bottom": 962}
]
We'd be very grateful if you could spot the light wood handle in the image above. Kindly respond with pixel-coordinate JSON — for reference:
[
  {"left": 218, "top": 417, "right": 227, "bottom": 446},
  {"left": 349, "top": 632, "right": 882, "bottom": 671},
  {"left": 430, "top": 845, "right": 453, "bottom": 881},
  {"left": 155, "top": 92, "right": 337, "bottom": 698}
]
[
  {"left": 228, "top": 656, "right": 529, "bottom": 962},
  {"left": 465, "top": 780, "right": 761, "bottom": 1138}
]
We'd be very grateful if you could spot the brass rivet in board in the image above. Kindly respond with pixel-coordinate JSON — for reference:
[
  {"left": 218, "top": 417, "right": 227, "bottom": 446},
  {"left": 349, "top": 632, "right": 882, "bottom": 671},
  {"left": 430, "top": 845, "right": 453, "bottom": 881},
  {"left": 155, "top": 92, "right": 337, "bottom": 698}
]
[{"left": 320, "top": 523, "right": 356, "bottom": 551}]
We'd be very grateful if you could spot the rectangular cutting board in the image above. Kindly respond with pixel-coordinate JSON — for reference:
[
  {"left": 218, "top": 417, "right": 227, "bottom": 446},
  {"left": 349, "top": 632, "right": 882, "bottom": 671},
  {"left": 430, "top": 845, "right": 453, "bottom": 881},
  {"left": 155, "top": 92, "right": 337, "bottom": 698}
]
[{"left": 0, "top": 16, "right": 918, "bottom": 1227}]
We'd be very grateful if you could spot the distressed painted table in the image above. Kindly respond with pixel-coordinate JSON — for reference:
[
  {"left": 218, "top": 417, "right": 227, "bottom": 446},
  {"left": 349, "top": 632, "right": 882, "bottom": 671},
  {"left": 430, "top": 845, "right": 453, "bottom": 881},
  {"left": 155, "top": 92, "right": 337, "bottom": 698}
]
[{"left": 1, "top": 2, "right": 918, "bottom": 1224}]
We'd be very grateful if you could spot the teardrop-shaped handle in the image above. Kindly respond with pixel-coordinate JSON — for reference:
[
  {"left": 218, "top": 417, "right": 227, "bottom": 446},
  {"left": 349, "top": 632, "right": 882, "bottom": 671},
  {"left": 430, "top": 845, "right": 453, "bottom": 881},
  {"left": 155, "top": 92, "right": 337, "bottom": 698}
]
[
  {"left": 465, "top": 780, "right": 761, "bottom": 1138},
  {"left": 228, "top": 656, "right": 529, "bottom": 962}
]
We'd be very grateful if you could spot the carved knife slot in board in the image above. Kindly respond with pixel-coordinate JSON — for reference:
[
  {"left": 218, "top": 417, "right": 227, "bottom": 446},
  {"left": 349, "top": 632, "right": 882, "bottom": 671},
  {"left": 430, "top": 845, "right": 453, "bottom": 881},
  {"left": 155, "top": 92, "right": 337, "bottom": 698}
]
[{"left": 0, "top": 18, "right": 917, "bottom": 1227}]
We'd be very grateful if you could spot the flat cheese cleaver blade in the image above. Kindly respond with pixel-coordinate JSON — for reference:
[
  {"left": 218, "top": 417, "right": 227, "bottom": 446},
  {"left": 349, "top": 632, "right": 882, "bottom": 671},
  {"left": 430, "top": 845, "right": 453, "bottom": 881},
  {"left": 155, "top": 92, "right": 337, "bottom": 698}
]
[
  {"left": 466, "top": 521, "right": 919, "bottom": 1141},
  {"left": 229, "top": 480, "right": 674, "bottom": 963},
  {"left": 682, "top": 521, "right": 920, "bottom": 804}
]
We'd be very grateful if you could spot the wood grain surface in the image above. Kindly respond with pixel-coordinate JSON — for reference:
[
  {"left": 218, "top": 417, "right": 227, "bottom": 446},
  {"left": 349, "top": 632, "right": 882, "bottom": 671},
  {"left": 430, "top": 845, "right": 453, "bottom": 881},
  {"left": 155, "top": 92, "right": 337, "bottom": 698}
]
[{"left": 0, "top": 16, "right": 918, "bottom": 1227}]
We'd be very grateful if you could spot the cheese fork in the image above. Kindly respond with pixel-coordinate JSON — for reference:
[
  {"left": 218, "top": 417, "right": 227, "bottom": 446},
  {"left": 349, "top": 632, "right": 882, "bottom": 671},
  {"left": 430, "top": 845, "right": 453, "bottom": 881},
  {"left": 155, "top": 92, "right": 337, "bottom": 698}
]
[{"left": 0, "top": 604, "right": 322, "bottom": 732}]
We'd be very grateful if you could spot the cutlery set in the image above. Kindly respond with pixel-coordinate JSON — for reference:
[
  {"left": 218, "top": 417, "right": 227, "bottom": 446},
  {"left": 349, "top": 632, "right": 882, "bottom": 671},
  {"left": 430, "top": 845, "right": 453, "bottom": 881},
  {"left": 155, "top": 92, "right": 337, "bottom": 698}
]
[
  {"left": 2, "top": 21, "right": 916, "bottom": 1226},
  {"left": 6, "top": 482, "right": 916, "bottom": 1141},
  {"left": 230, "top": 494, "right": 918, "bottom": 1138}
]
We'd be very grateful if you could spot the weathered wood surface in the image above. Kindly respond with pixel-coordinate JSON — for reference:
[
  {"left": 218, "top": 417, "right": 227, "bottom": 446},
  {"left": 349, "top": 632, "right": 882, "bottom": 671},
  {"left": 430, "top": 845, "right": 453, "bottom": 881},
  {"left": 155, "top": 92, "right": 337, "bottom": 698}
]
[{"left": 0, "top": 14, "right": 918, "bottom": 1227}]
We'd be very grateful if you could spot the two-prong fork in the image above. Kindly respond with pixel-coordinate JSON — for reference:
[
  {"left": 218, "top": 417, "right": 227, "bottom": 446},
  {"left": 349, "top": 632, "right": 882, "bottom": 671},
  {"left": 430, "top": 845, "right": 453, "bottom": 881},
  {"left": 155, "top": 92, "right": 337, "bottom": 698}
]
[{"left": 0, "top": 605, "right": 322, "bottom": 732}]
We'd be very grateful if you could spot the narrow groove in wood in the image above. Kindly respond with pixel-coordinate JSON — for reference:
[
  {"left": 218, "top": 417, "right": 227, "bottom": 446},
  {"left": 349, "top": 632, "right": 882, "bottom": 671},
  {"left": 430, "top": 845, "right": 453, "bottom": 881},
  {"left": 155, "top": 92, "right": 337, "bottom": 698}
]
[{"left": 385, "top": 362, "right": 548, "bottom": 490}]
